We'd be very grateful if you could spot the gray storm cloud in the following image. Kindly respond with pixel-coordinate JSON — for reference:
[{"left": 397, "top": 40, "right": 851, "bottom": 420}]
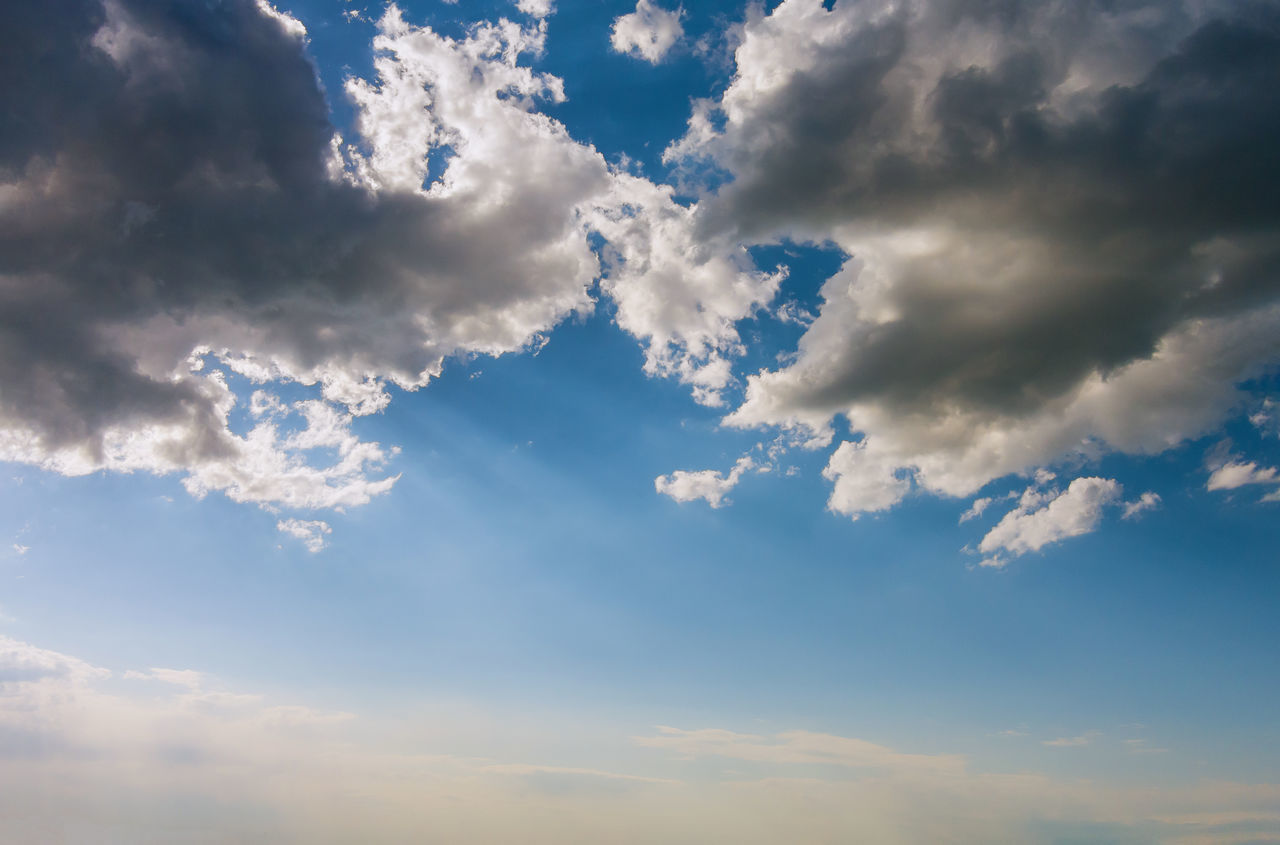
[
  {"left": 6, "top": 0, "right": 1280, "bottom": 530},
  {"left": 0, "top": 0, "right": 775, "bottom": 512},
  {"left": 660, "top": 0, "right": 1280, "bottom": 516}
]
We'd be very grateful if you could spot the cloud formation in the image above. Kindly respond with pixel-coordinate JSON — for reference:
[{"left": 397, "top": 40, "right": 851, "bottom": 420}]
[
  {"left": 663, "top": 0, "right": 1280, "bottom": 521},
  {"left": 978, "top": 476, "right": 1122, "bottom": 567},
  {"left": 654, "top": 454, "right": 755, "bottom": 508},
  {"left": 6, "top": 0, "right": 1279, "bottom": 558},
  {"left": 276, "top": 517, "right": 332, "bottom": 553},
  {"left": 0, "top": 0, "right": 774, "bottom": 520},
  {"left": 611, "top": 0, "right": 685, "bottom": 64},
  {"left": 2, "top": 633, "right": 1280, "bottom": 843}
]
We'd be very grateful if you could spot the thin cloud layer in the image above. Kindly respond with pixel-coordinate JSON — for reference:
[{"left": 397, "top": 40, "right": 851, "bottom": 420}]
[
  {"left": 663, "top": 0, "right": 1280, "bottom": 519},
  {"left": 4, "top": 633, "right": 1279, "bottom": 843},
  {"left": 635, "top": 725, "right": 966, "bottom": 774}
]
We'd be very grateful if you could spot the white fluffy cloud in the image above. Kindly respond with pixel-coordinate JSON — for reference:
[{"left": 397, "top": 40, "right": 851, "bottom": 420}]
[
  {"left": 515, "top": 0, "right": 554, "bottom": 19},
  {"left": 977, "top": 477, "right": 1122, "bottom": 567},
  {"left": 611, "top": 0, "right": 685, "bottom": 64},
  {"left": 655, "top": 455, "right": 755, "bottom": 508}
]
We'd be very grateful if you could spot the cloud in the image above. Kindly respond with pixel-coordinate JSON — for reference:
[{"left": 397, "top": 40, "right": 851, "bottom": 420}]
[
  {"left": 1124, "top": 738, "right": 1170, "bottom": 754},
  {"left": 122, "top": 667, "right": 205, "bottom": 689},
  {"left": 978, "top": 477, "right": 1122, "bottom": 566},
  {"left": 1121, "top": 491, "right": 1162, "bottom": 520},
  {"left": 515, "top": 0, "right": 554, "bottom": 19},
  {"left": 1, "top": 634, "right": 1279, "bottom": 843},
  {"left": 1043, "top": 731, "right": 1101, "bottom": 748},
  {"left": 1207, "top": 461, "right": 1280, "bottom": 490},
  {"left": 823, "top": 438, "right": 913, "bottom": 518},
  {"left": 634, "top": 725, "right": 966, "bottom": 774},
  {"left": 277, "top": 517, "right": 333, "bottom": 553},
  {"left": 1205, "top": 443, "right": 1280, "bottom": 501},
  {"left": 611, "top": 1, "right": 685, "bottom": 64},
  {"left": 0, "top": 0, "right": 776, "bottom": 524},
  {"left": 665, "top": 0, "right": 1280, "bottom": 518},
  {"left": 959, "top": 496, "right": 996, "bottom": 524},
  {"left": 1251, "top": 399, "right": 1280, "bottom": 437},
  {"left": 655, "top": 455, "right": 755, "bottom": 508},
  {"left": 0, "top": 636, "right": 110, "bottom": 686}
]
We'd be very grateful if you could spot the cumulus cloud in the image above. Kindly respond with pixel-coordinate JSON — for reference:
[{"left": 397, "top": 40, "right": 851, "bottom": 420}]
[
  {"left": 665, "top": 0, "right": 1280, "bottom": 519},
  {"left": 655, "top": 455, "right": 755, "bottom": 508},
  {"left": 978, "top": 477, "right": 1122, "bottom": 567},
  {"left": 515, "top": 0, "right": 554, "bottom": 19},
  {"left": 0, "top": 0, "right": 775, "bottom": 525},
  {"left": 611, "top": 0, "right": 685, "bottom": 64}
]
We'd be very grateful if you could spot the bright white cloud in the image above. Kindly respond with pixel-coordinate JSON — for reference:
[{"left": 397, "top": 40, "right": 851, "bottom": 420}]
[
  {"left": 978, "top": 477, "right": 1123, "bottom": 567},
  {"left": 655, "top": 455, "right": 755, "bottom": 508},
  {"left": 1207, "top": 460, "right": 1279, "bottom": 491},
  {"left": 611, "top": 0, "right": 684, "bottom": 64},
  {"left": 515, "top": 0, "right": 554, "bottom": 19},
  {"left": 823, "top": 438, "right": 912, "bottom": 519}
]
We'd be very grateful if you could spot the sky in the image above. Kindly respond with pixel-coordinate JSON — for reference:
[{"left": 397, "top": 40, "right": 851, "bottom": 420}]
[{"left": 1, "top": 0, "right": 1280, "bottom": 841}]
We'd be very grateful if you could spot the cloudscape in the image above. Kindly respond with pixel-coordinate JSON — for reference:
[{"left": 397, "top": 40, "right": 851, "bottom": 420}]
[{"left": 2, "top": 0, "right": 1278, "bottom": 841}]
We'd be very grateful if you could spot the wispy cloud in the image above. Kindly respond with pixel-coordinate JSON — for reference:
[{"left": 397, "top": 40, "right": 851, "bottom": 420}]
[
  {"left": 277, "top": 518, "right": 333, "bottom": 553},
  {"left": 0, "top": 634, "right": 1278, "bottom": 843},
  {"left": 635, "top": 726, "right": 966, "bottom": 774},
  {"left": 1043, "top": 731, "right": 1101, "bottom": 748}
]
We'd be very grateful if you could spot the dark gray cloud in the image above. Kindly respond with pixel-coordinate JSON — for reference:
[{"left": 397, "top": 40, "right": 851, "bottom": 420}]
[
  {"left": 0, "top": 0, "right": 614, "bottom": 485},
  {"left": 660, "top": 0, "right": 1280, "bottom": 514},
  {"left": 0, "top": 0, "right": 779, "bottom": 503},
  {"left": 695, "top": 0, "right": 1280, "bottom": 419}
]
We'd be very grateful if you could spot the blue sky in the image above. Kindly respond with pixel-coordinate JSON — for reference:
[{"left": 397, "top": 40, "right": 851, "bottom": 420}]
[{"left": 2, "top": 0, "right": 1280, "bottom": 841}]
